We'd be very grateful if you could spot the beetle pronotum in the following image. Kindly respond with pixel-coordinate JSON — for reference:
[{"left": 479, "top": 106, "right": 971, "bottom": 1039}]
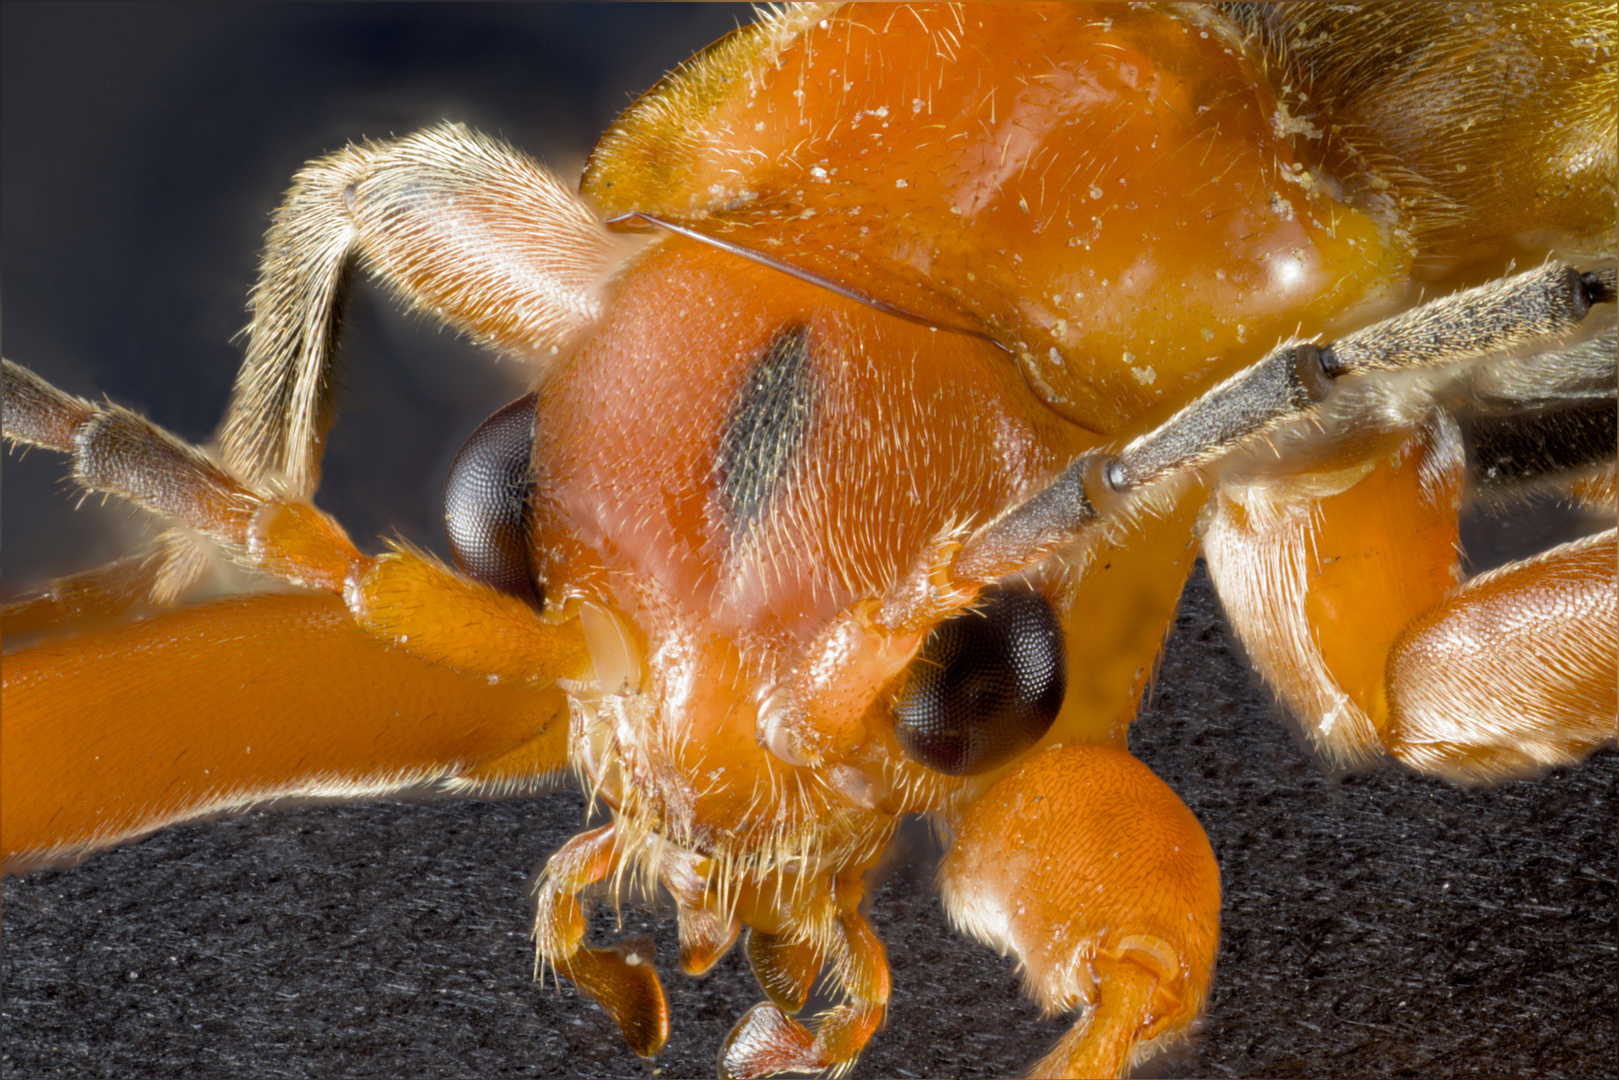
[{"left": 3, "top": 4, "right": 1614, "bottom": 1077}]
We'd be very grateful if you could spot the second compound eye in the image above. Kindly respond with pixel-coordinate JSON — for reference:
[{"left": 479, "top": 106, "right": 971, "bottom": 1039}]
[
  {"left": 892, "top": 589, "right": 1066, "bottom": 777},
  {"left": 443, "top": 393, "right": 542, "bottom": 610}
]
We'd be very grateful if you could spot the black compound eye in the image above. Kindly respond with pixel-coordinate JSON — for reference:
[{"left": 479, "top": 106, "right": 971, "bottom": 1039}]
[
  {"left": 443, "top": 393, "right": 542, "bottom": 609},
  {"left": 892, "top": 588, "right": 1066, "bottom": 776}
]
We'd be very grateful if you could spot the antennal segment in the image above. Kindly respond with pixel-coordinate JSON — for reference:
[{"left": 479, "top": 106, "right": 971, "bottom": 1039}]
[{"left": 954, "top": 263, "right": 1615, "bottom": 592}]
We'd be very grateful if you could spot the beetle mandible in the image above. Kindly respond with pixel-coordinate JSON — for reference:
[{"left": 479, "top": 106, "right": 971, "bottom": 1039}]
[{"left": 3, "top": 4, "right": 1619, "bottom": 1075}]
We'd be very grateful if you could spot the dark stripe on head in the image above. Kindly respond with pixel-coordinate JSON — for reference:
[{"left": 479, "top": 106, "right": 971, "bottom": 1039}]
[{"left": 716, "top": 323, "right": 817, "bottom": 536}]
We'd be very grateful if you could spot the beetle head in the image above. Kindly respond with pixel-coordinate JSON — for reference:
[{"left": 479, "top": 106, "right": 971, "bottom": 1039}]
[{"left": 517, "top": 234, "right": 1087, "bottom": 855}]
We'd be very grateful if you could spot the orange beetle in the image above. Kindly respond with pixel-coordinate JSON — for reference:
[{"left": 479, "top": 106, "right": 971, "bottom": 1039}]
[{"left": 4, "top": 5, "right": 1615, "bottom": 1078}]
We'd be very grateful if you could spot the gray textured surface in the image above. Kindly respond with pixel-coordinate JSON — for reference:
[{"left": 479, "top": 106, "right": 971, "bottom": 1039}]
[{"left": 4, "top": 5, "right": 1615, "bottom": 1078}]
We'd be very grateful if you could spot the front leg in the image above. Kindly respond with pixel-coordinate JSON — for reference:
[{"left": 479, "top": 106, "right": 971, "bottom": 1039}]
[
  {"left": 1204, "top": 409, "right": 1617, "bottom": 781},
  {"left": 941, "top": 744, "right": 1220, "bottom": 1079}
]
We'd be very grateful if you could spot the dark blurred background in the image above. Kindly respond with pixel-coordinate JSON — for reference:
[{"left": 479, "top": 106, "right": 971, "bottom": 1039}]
[{"left": 3, "top": 5, "right": 1614, "bottom": 1078}]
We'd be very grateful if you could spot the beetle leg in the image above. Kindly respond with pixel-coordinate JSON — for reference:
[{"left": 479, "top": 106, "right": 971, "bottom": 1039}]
[
  {"left": 940, "top": 744, "right": 1221, "bottom": 1080},
  {"left": 2, "top": 359, "right": 590, "bottom": 686},
  {"left": 2, "top": 592, "right": 570, "bottom": 869},
  {"left": 221, "top": 122, "right": 621, "bottom": 495},
  {"left": 1386, "top": 528, "right": 1618, "bottom": 779},
  {"left": 1206, "top": 407, "right": 1617, "bottom": 778},
  {"left": 0, "top": 528, "right": 211, "bottom": 641},
  {"left": 1202, "top": 416, "right": 1468, "bottom": 766},
  {"left": 533, "top": 823, "right": 670, "bottom": 1058},
  {"left": 719, "top": 896, "right": 889, "bottom": 1080},
  {"left": 939, "top": 266, "right": 1615, "bottom": 610},
  {"left": 1404, "top": 337, "right": 1617, "bottom": 777}
]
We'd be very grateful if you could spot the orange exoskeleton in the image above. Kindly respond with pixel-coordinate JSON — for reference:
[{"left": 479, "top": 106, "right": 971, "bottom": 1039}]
[{"left": 3, "top": 4, "right": 1614, "bottom": 1077}]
